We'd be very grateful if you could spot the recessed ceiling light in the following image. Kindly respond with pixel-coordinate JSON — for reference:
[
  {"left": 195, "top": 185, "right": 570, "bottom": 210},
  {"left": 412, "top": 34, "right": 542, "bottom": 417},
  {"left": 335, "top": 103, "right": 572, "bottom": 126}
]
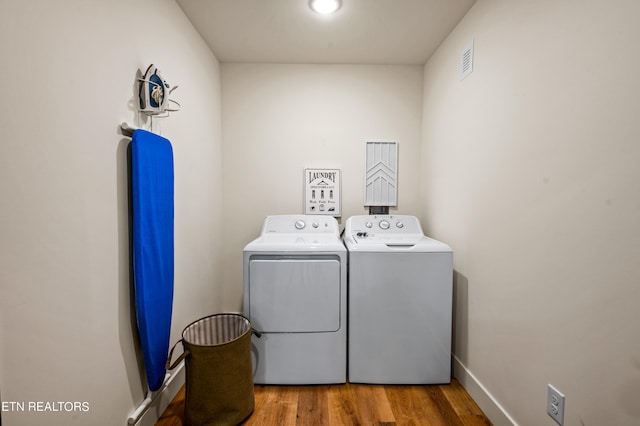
[{"left": 309, "top": 0, "right": 342, "bottom": 15}]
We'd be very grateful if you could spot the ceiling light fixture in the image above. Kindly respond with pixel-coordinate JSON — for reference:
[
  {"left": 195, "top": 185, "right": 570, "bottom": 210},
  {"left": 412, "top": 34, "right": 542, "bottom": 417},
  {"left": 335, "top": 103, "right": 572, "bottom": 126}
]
[{"left": 309, "top": 0, "right": 342, "bottom": 15}]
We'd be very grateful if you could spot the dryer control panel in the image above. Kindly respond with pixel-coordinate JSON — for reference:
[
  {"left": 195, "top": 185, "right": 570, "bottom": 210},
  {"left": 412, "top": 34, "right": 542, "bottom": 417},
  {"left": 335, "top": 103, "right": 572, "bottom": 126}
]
[{"left": 261, "top": 215, "right": 340, "bottom": 235}]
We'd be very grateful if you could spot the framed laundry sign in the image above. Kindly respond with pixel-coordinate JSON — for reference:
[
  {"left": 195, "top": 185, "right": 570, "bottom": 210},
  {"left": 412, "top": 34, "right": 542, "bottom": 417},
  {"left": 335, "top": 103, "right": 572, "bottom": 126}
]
[{"left": 304, "top": 168, "right": 341, "bottom": 216}]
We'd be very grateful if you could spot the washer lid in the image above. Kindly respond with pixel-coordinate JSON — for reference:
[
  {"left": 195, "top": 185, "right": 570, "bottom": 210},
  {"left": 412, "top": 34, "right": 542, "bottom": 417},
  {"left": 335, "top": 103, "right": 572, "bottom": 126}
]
[
  {"left": 344, "top": 234, "right": 451, "bottom": 253},
  {"left": 343, "top": 214, "right": 451, "bottom": 253}
]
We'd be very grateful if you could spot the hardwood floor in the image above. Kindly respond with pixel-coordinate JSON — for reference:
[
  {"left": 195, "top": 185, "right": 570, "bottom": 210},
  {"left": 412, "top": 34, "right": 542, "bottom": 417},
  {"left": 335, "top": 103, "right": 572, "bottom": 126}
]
[{"left": 156, "top": 379, "right": 492, "bottom": 425}]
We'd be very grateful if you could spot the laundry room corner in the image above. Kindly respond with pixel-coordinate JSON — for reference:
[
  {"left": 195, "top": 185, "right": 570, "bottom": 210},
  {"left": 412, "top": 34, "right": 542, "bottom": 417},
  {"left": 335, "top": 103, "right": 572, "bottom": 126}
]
[
  {"left": 0, "top": 0, "right": 225, "bottom": 424},
  {"left": 219, "top": 63, "right": 425, "bottom": 311},
  {"left": 420, "top": 1, "right": 640, "bottom": 425}
]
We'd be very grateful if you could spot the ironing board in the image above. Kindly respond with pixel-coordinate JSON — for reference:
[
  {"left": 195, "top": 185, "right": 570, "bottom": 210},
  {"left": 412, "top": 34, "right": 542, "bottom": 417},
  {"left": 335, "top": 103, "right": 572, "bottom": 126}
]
[{"left": 131, "top": 129, "right": 174, "bottom": 391}]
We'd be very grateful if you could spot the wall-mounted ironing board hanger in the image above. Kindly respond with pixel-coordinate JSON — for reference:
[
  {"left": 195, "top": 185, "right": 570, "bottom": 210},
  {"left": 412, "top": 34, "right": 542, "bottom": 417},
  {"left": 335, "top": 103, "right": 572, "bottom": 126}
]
[{"left": 121, "top": 122, "right": 139, "bottom": 137}]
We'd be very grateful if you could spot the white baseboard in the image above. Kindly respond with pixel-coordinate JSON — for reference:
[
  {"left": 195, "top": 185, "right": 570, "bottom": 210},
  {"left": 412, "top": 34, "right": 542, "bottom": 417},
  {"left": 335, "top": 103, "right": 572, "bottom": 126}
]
[
  {"left": 131, "top": 362, "right": 185, "bottom": 426},
  {"left": 453, "top": 356, "right": 518, "bottom": 426}
]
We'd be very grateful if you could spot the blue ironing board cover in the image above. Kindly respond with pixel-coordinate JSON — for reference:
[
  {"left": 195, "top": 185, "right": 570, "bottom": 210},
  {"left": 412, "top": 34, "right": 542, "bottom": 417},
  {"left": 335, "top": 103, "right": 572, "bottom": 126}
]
[{"left": 131, "top": 129, "right": 174, "bottom": 392}]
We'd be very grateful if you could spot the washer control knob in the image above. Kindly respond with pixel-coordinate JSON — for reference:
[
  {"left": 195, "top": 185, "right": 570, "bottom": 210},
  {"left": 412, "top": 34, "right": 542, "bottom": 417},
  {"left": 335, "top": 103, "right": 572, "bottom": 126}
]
[
  {"left": 379, "top": 220, "right": 390, "bottom": 230},
  {"left": 312, "top": 221, "right": 319, "bottom": 228},
  {"left": 295, "top": 220, "right": 306, "bottom": 230},
  {"left": 396, "top": 221, "right": 404, "bottom": 228},
  {"left": 365, "top": 221, "right": 373, "bottom": 228}
]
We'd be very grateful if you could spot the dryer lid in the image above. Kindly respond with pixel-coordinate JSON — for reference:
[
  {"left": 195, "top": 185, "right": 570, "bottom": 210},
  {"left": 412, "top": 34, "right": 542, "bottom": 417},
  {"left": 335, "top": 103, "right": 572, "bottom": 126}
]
[
  {"left": 245, "top": 235, "right": 346, "bottom": 252},
  {"left": 244, "top": 215, "right": 345, "bottom": 252}
]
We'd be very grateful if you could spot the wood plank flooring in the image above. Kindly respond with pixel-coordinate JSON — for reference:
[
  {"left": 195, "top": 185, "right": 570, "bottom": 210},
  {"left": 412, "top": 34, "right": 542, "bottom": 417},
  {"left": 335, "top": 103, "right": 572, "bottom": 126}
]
[{"left": 156, "top": 379, "right": 492, "bottom": 425}]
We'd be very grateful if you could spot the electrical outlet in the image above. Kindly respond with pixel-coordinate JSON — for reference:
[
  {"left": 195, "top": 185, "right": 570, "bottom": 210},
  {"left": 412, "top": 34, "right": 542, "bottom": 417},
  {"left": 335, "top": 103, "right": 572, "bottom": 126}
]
[{"left": 547, "top": 384, "right": 565, "bottom": 425}]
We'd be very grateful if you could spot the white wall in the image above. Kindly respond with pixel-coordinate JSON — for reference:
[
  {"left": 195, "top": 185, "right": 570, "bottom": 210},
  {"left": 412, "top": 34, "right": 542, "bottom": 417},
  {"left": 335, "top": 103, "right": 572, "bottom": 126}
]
[
  {"left": 421, "top": 0, "right": 640, "bottom": 424},
  {"left": 5, "top": 1, "right": 639, "bottom": 425},
  {"left": 220, "top": 64, "right": 424, "bottom": 309},
  {"left": 0, "top": 1, "right": 223, "bottom": 424}
]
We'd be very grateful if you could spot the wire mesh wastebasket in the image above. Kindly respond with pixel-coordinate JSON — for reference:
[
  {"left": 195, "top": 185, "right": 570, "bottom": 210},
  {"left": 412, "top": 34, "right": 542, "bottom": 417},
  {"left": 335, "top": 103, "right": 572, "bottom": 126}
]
[{"left": 167, "top": 314, "right": 255, "bottom": 425}]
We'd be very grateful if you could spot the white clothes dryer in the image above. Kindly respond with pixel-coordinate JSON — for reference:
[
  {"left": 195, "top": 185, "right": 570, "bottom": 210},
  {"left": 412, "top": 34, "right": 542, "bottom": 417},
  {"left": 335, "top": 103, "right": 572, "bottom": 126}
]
[
  {"left": 344, "top": 215, "right": 453, "bottom": 384},
  {"left": 243, "top": 215, "right": 347, "bottom": 384}
]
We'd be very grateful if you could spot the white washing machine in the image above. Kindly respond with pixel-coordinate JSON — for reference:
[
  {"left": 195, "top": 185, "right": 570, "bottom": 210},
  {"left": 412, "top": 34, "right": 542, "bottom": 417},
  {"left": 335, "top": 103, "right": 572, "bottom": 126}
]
[
  {"left": 344, "top": 215, "right": 453, "bottom": 384},
  {"left": 243, "top": 215, "right": 347, "bottom": 384}
]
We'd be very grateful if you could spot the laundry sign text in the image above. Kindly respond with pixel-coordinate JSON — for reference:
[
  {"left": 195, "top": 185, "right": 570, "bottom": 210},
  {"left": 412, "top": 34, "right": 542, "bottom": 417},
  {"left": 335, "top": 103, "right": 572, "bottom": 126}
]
[
  {"left": 307, "top": 171, "right": 337, "bottom": 184},
  {"left": 304, "top": 168, "right": 341, "bottom": 217}
]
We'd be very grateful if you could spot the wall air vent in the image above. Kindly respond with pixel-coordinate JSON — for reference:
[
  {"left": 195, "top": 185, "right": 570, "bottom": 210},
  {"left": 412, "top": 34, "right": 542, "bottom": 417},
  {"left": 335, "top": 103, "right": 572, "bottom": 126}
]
[{"left": 461, "top": 40, "right": 474, "bottom": 80}]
